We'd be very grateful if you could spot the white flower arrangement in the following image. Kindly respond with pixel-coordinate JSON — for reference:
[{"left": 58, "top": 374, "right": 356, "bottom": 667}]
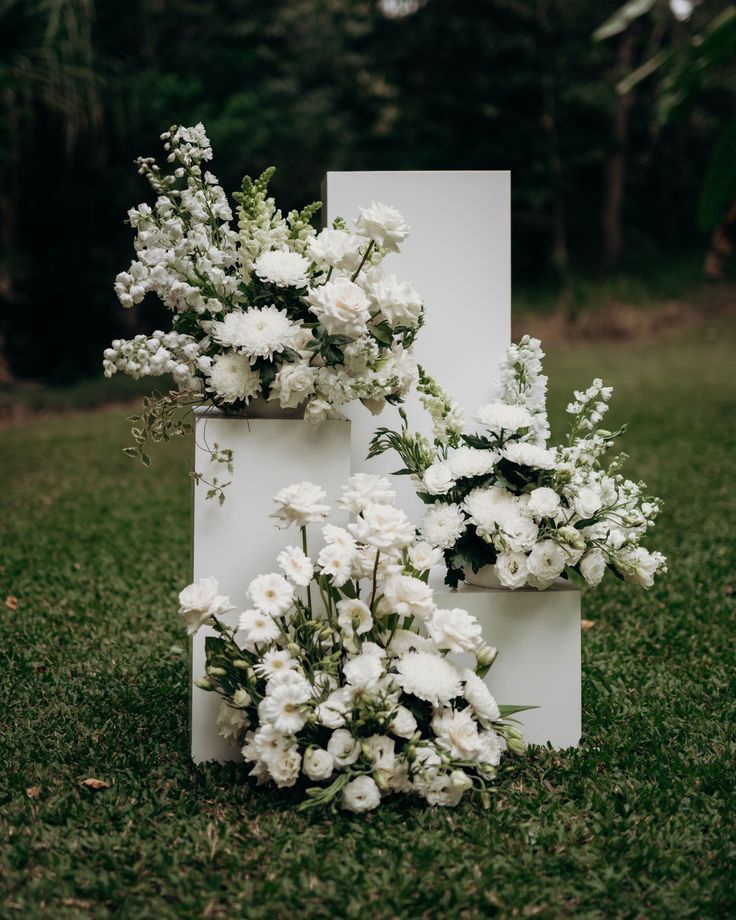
[
  {"left": 104, "top": 123, "right": 423, "bottom": 480},
  {"left": 183, "top": 474, "right": 528, "bottom": 812},
  {"left": 369, "top": 336, "right": 667, "bottom": 591}
]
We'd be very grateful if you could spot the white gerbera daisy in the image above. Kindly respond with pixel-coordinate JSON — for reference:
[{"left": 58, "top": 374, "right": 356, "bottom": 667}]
[
  {"left": 317, "top": 543, "right": 354, "bottom": 587},
  {"left": 247, "top": 573, "right": 294, "bottom": 616},
  {"left": 394, "top": 651, "right": 462, "bottom": 706},
  {"left": 254, "top": 649, "right": 299, "bottom": 679},
  {"left": 238, "top": 608, "right": 280, "bottom": 645},
  {"left": 211, "top": 305, "right": 299, "bottom": 362},
  {"left": 258, "top": 681, "right": 310, "bottom": 734},
  {"left": 418, "top": 502, "right": 466, "bottom": 550},
  {"left": 206, "top": 351, "right": 261, "bottom": 403},
  {"left": 253, "top": 250, "right": 311, "bottom": 288},
  {"left": 277, "top": 546, "right": 314, "bottom": 587}
]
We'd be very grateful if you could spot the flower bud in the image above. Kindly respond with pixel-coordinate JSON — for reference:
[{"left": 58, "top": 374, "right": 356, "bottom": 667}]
[
  {"left": 373, "top": 770, "right": 390, "bottom": 793},
  {"left": 233, "top": 659, "right": 250, "bottom": 669},
  {"left": 193, "top": 677, "right": 213, "bottom": 691},
  {"left": 476, "top": 644, "right": 498, "bottom": 668},
  {"left": 287, "top": 643, "right": 302, "bottom": 659},
  {"left": 207, "top": 666, "right": 226, "bottom": 677}
]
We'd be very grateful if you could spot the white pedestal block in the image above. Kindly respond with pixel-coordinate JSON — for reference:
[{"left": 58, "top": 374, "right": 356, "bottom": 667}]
[
  {"left": 431, "top": 572, "right": 582, "bottom": 749},
  {"left": 191, "top": 410, "right": 351, "bottom": 763}
]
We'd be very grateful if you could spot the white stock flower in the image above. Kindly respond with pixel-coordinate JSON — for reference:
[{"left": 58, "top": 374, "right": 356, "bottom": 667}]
[
  {"left": 339, "top": 473, "right": 396, "bottom": 514},
  {"left": 349, "top": 503, "right": 415, "bottom": 555},
  {"left": 527, "top": 487, "right": 562, "bottom": 520},
  {"left": 382, "top": 575, "right": 435, "bottom": 620},
  {"left": 343, "top": 652, "right": 383, "bottom": 689},
  {"left": 247, "top": 573, "right": 294, "bottom": 616},
  {"left": 502, "top": 442, "right": 556, "bottom": 470},
  {"left": 462, "top": 669, "right": 500, "bottom": 723},
  {"left": 427, "top": 608, "right": 482, "bottom": 653},
  {"left": 419, "top": 503, "right": 467, "bottom": 549},
  {"left": 271, "top": 481, "right": 330, "bottom": 528},
  {"left": 307, "top": 228, "right": 363, "bottom": 273},
  {"left": 253, "top": 250, "right": 310, "bottom": 288},
  {"left": 408, "top": 541, "right": 443, "bottom": 572},
  {"left": 206, "top": 352, "right": 261, "bottom": 404},
  {"left": 336, "top": 598, "right": 373, "bottom": 635},
  {"left": 303, "top": 748, "right": 334, "bottom": 781},
  {"left": 476, "top": 402, "right": 533, "bottom": 433},
  {"left": 307, "top": 277, "right": 371, "bottom": 337},
  {"left": 277, "top": 546, "right": 314, "bottom": 587},
  {"left": 317, "top": 543, "right": 355, "bottom": 587},
  {"left": 526, "top": 540, "right": 567, "bottom": 588},
  {"left": 573, "top": 487, "right": 603, "bottom": 520},
  {"left": 394, "top": 652, "right": 462, "bottom": 706},
  {"left": 494, "top": 551, "right": 529, "bottom": 589},
  {"left": 432, "top": 707, "right": 485, "bottom": 760},
  {"left": 238, "top": 608, "right": 281, "bottom": 646},
  {"left": 328, "top": 728, "right": 361, "bottom": 766},
  {"left": 580, "top": 549, "right": 607, "bottom": 586},
  {"left": 258, "top": 681, "right": 311, "bottom": 734},
  {"left": 390, "top": 704, "right": 418, "bottom": 739},
  {"left": 422, "top": 461, "right": 456, "bottom": 496},
  {"left": 178, "top": 577, "right": 234, "bottom": 635},
  {"left": 355, "top": 201, "right": 410, "bottom": 252},
  {"left": 211, "top": 306, "right": 299, "bottom": 362},
  {"left": 270, "top": 363, "right": 317, "bottom": 409},
  {"left": 341, "top": 775, "right": 381, "bottom": 813}
]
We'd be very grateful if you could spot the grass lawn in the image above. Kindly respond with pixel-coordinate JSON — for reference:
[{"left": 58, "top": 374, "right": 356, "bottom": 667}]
[{"left": 1, "top": 317, "right": 735, "bottom": 918}]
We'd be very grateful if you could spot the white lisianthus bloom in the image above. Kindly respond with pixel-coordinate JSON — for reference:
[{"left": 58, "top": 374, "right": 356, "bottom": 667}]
[
  {"left": 253, "top": 250, "right": 311, "bottom": 288},
  {"left": 270, "top": 481, "right": 330, "bottom": 528},
  {"left": 365, "top": 271, "right": 423, "bottom": 327},
  {"left": 526, "top": 540, "right": 567, "bottom": 588},
  {"left": 364, "top": 735, "right": 395, "bottom": 771},
  {"left": 427, "top": 608, "right": 483, "bottom": 653},
  {"left": 497, "top": 512, "right": 540, "bottom": 554},
  {"left": 390, "top": 704, "right": 418, "bottom": 739},
  {"left": 258, "top": 681, "right": 310, "bottom": 734},
  {"left": 268, "top": 744, "right": 302, "bottom": 788},
  {"left": 211, "top": 306, "right": 299, "bottom": 362},
  {"left": 303, "top": 397, "right": 333, "bottom": 426},
  {"left": 573, "top": 486, "right": 603, "bottom": 520},
  {"left": 431, "top": 707, "right": 485, "bottom": 760},
  {"left": 178, "top": 576, "right": 234, "bottom": 635},
  {"left": 419, "top": 502, "right": 467, "bottom": 549},
  {"left": 445, "top": 446, "right": 498, "bottom": 480},
  {"left": 307, "top": 228, "right": 364, "bottom": 273},
  {"left": 355, "top": 201, "right": 410, "bottom": 252},
  {"left": 343, "top": 652, "right": 383, "bottom": 689},
  {"left": 253, "top": 649, "right": 299, "bottom": 679},
  {"left": 382, "top": 575, "right": 435, "bottom": 620},
  {"left": 527, "top": 486, "right": 562, "bottom": 520},
  {"left": 327, "top": 728, "right": 361, "bottom": 766},
  {"left": 233, "top": 688, "right": 252, "bottom": 708},
  {"left": 306, "top": 277, "right": 371, "bottom": 337},
  {"left": 339, "top": 473, "right": 396, "bottom": 514},
  {"left": 494, "top": 551, "right": 529, "bottom": 589},
  {"left": 247, "top": 573, "right": 294, "bottom": 616},
  {"left": 502, "top": 442, "right": 557, "bottom": 470},
  {"left": 408, "top": 541, "right": 444, "bottom": 572},
  {"left": 580, "top": 549, "right": 607, "bottom": 586},
  {"left": 269, "top": 363, "right": 317, "bottom": 409},
  {"left": 317, "top": 543, "right": 355, "bottom": 587},
  {"left": 349, "top": 503, "right": 415, "bottom": 555},
  {"left": 422, "top": 461, "right": 456, "bottom": 496},
  {"left": 303, "top": 747, "right": 334, "bottom": 782},
  {"left": 476, "top": 402, "right": 533, "bottom": 433},
  {"left": 216, "top": 701, "right": 249, "bottom": 741},
  {"left": 341, "top": 775, "right": 382, "bottom": 813},
  {"left": 315, "top": 688, "right": 351, "bottom": 729},
  {"left": 206, "top": 351, "right": 261, "bottom": 404},
  {"left": 462, "top": 669, "right": 501, "bottom": 723},
  {"left": 422, "top": 769, "right": 473, "bottom": 807},
  {"left": 277, "top": 546, "right": 314, "bottom": 587},
  {"left": 238, "top": 608, "right": 281, "bottom": 646},
  {"left": 617, "top": 546, "right": 666, "bottom": 588},
  {"left": 394, "top": 651, "right": 462, "bottom": 706},
  {"left": 336, "top": 598, "right": 373, "bottom": 635}
]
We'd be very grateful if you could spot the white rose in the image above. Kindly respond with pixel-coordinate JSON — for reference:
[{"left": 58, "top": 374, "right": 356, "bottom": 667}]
[
  {"left": 270, "top": 363, "right": 317, "bottom": 409},
  {"left": 422, "top": 461, "right": 456, "bottom": 496},
  {"left": 303, "top": 748, "right": 334, "bottom": 781},
  {"left": 303, "top": 398, "right": 333, "bottom": 426},
  {"left": 355, "top": 201, "right": 409, "bottom": 252},
  {"left": 580, "top": 549, "right": 607, "bottom": 586},
  {"left": 341, "top": 775, "right": 381, "bottom": 813},
  {"left": 307, "top": 276, "right": 370, "bottom": 337},
  {"left": 349, "top": 503, "right": 415, "bottom": 554},
  {"left": 270, "top": 480, "right": 330, "bottom": 528},
  {"left": 327, "top": 728, "right": 361, "bottom": 767},
  {"left": 307, "top": 228, "right": 363, "bottom": 273},
  {"left": 343, "top": 652, "right": 383, "bottom": 689},
  {"left": 390, "top": 705, "right": 418, "bottom": 739},
  {"left": 407, "top": 541, "right": 444, "bottom": 572},
  {"left": 573, "top": 487, "right": 603, "bottom": 520},
  {"left": 382, "top": 574, "right": 436, "bottom": 620},
  {"left": 427, "top": 608, "right": 483, "bottom": 653},
  {"left": 527, "top": 487, "right": 561, "bottom": 520},
  {"left": 339, "top": 473, "right": 396, "bottom": 514},
  {"left": 494, "top": 551, "right": 529, "bottom": 589},
  {"left": 178, "top": 577, "right": 233, "bottom": 635},
  {"left": 617, "top": 546, "right": 664, "bottom": 588},
  {"left": 526, "top": 540, "right": 567, "bottom": 588},
  {"left": 365, "top": 271, "right": 422, "bottom": 327}
]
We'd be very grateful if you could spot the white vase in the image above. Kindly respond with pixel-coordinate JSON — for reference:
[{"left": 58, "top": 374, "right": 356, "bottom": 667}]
[
  {"left": 464, "top": 564, "right": 501, "bottom": 588},
  {"left": 190, "top": 405, "right": 351, "bottom": 763}
]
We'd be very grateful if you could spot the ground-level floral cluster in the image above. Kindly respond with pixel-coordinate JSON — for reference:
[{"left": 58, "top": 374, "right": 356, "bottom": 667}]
[
  {"left": 369, "top": 336, "right": 667, "bottom": 591},
  {"left": 182, "top": 474, "right": 526, "bottom": 812}
]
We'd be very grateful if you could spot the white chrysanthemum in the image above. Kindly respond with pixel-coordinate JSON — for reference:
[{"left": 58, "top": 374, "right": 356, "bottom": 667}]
[
  {"left": 341, "top": 775, "right": 381, "bottom": 813},
  {"left": 238, "top": 608, "right": 280, "bottom": 645},
  {"left": 427, "top": 608, "right": 482, "bottom": 653},
  {"left": 277, "top": 546, "right": 314, "bottom": 587},
  {"left": 211, "top": 306, "right": 299, "bottom": 362},
  {"left": 476, "top": 402, "right": 533, "bottom": 433},
  {"left": 355, "top": 201, "right": 410, "bottom": 252},
  {"left": 394, "top": 651, "right": 462, "bottom": 706},
  {"left": 462, "top": 486, "right": 516, "bottom": 530},
  {"left": 350, "top": 503, "right": 415, "bottom": 554},
  {"left": 253, "top": 649, "right": 299, "bottom": 679},
  {"left": 445, "top": 446, "right": 498, "bottom": 480},
  {"left": 258, "top": 681, "right": 311, "bottom": 734},
  {"left": 339, "top": 473, "right": 396, "bottom": 514},
  {"left": 462, "top": 669, "right": 501, "bottom": 723},
  {"left": 271, "top": 481, "right": 330, "bottom": 528},
  {"left": 418, "top": 502, "right": 466, "bottom": 550},
  {"left": 247, "top": 572, "right": 294, "bottom": 616},
  {"left": 336, "top": 598, "right": 373, "bottom": 635},
  {"left": 317, "top": 543, "right": 355, "bottom": 587},
  {"left": 385, "top": 628, "right": 437, "bottom": 657},
  {"left": 206, "top": 351, "right": 261, "bottom": 404},
  {"left": 502, "top": 442, "right": 557, "bottom": 470},
  {"left": 253, "top": 250, "right": 310, "bottom": 288}
]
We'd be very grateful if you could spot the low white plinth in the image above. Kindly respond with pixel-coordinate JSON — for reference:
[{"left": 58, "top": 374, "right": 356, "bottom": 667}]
[
  {"left": 431, "top": 572, "right": 581, "bottom": 749},
  {"left": 191, "top": 410, "right": 351, "bottom": 763}
]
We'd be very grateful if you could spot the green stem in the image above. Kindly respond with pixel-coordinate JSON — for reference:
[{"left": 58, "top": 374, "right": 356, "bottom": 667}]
[
  {"left": 301, "top": 526, "right": 313, "bottom": 613},
  {"left": 350, "top": 240, "right": 375, "bottom": 282}
]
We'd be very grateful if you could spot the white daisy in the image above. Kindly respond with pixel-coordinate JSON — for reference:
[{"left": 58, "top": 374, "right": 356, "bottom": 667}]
[
  {"left": 247, "top": 572, "right": 294, "bottom": 616},
  {"left": 254, "top": 649, "right": 299, "bottom": 679},
  {"left": 238, "top": 608, "right": 280, "bottom": 646},
  {"left": 317, "top": 543, "right": 354, "bottom": 587},
  {"left": 258, "top": 682, "right": 310, "bottom": 734}
]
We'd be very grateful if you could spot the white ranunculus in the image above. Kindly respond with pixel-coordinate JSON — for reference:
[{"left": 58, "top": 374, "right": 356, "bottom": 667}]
[
  {"left": 422, "top": 461, "right": 456, "bottom": 496},
  {"left": 327, "top": 728, "right": 361, "bottom": 766},
  {"left": 276, "top": 546, "right": 314, "bottom": 587},
  {"left": 341, "top": 775, "right": 381, "bottom": 813},
  {"left": 253, "top": 250, "right": 311, "bottom": 288},
  {"left": 427, "top": 608, "right": 483, "bottom": 653},
  {"left": 343, "top": 652, "right": 383, "bottom": 689},
  {"left": 270, "top": 481, "right": 330, "bottom": 528},
  {"left": 336, "top": 598, "right": 373, "bottom": 635},
  {"left": 247, "top": 572, "right": 294, "bottom": 616},
  {"left": 407, "top": 541, "right": 444, "bottom": 572},
  {"left": 390, "top": 704, "right": 418, "bottom": 739},
  {"left": 355, "top": 201, "right": 409, "bottom": 252},
  {"left": 306, "top": 276, "right": 371, "bottom": 338},
  {"left": 303, "top": 747, "right": 334, "bottom": 782},
  {"left": 419, "top": 502, "right": 467, "bottom": 549},
  {"left": 476, "top": 402, "right": 533, "bottom": 433},
  {"left": 580, "top": 549, "right": 607, "bottom": 586},
  {"left": 462, "top": 669, "right": 500, "bottom": 723},
  {"left": 573, "top": 486, "right": 603, "bottom": 520},
  {"left": 349, "top": 503, "right": 415, "bottom": 555},
  {"left": 527, "top": 486, "right": 562, "bottom": 520},
  {"left": 178, "top": 576, "right": 234, "bottom": 635},
  {"left": 339, "top": 473, "right": 396, "bottom": 514},
  {"left": 365, "top": 271, "right": 423, "bottom": 327},
  {"left": 382, "top": 574, "right": 436, "bottom": 620},
  {"left": 270, "top": 363, "right": 317, "bottom": 409},
  {"left": 307, "top": 228, "right": 364, "bottom": 273},
  {"left": 526, "top": 540, "right": 567, "bottom": 588},
  {"left": 494, "top": 551, "right": 529, "bottom": 589}
]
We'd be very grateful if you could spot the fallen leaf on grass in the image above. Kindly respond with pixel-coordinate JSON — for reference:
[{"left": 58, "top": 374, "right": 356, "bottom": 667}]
[
  {"left": 26, "top": 786, "right": 41, "bottom": 798},
  {"left": 581, "top": 619, "right": 596, "bottom": 631},
  {"left": 80, "top": 778, "right": 110, "bottom": 791},
  {"left": 5, "top": 596, "right": 19, "bottom": 610}
]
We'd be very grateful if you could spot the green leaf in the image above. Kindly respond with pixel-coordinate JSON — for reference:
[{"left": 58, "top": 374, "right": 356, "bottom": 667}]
[
  {"left": 370, "top": 321, "right": 394, "bottom": 346},
  {"left": 498, "top": 704, "right": 539, "bottom": 718},
  {"left": 698, "top": 120, "right": 736, "bottom": 231}
]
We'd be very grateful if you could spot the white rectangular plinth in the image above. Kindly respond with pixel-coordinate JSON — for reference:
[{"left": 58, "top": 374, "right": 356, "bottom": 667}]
[
  {"left": 191, "top": 411, "right": 351, "bottom": 763},
  {"left": 431, "top": 572, "right": 581, "bottom": 749},
  {"left": 324, "top": 171, "right": 511, "bottom": 521}
]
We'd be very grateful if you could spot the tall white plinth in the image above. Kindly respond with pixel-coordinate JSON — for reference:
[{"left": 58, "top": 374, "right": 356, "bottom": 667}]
[
  {"left": 431, "top": 573, "right": 582, "bottom": 749},
  {"left": 191, "top": 410, "right": 351, "bottom": 763},
  {"left": 324, "top": 171, "right": 511, "bottom": 521}
]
